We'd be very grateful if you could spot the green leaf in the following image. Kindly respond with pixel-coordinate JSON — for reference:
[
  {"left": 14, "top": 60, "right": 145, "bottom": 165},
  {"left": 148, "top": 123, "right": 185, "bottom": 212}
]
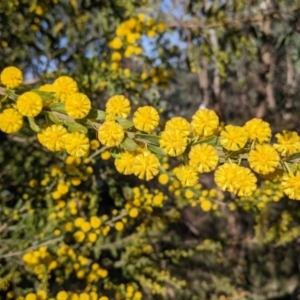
[
  {"left": 86, "top": 109, "right": 106, "bottom": 120},
  {"left": 77, "top": 118, "right": 99, "bottom": 129},
  {"left": 191, "top": 136, "right": 218, "bottom": 146},
  {"left": 32, "top": 90, "right": 55, "bottom": 101},
  {"left": 49, "top": 102, "right": 66, "bottom": 114},
  {"left": 64, "top": 120, "right": 88, "bottom": 134},
  {"left": 110, "top": 148, "right": 120, "bottom": 159},
  {"left": 43, "top": 111, "right": 63, "bottom": 125},
  {"left": 116, "top": 117, "right": 134, "bottom": 129},
  {"left": 120, "top": 137, "right": 138, "bottom": 151},
  {"left": 27, "top": 117, "right": 41, "bottom": 133},
  {"left": 289, "top": 152, "right": 300, "bottom": 161},
  {"left": 135, "top": 133, "right": 160, "bottom": 145},
  {"left": 148, "top": 144, "right": 166, "bottom": 156}
]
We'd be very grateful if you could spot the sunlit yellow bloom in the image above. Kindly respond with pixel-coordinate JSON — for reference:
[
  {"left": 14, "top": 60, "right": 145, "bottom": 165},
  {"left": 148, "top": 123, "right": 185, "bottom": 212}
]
[
  {"left": 65, "top": 93, "right": 91, "bottom": 119},
  {"left": 214, "top": 163, "right": 241, "bottom": 193},
  {"left": 25, "top": 293, "right": 37, "bottom": 300},
  {"left": 116, "top": 23, "right": 131, "bottom": 37},
  {"left": 106, "top": 95, "right": 131, "bottom": 118},
  {"left": 111, "top": 51, "right": 122, "bottom": 61},
  {"left": 281, "top": 171, "right": 300, "bottom": 200},
  {"left": 56, "top": 291, "right": 69, "bottom": 300},
  {"left": 73, "top": 231, "right": 85, "bottom": 243},
  {"left": 129, "top": 207, "right": 139, "bottom": 218},
  {"left": 126, "top": 32, "right": 141, "bottom": 44},
  {"left": 159, "top": 129, "right": 187, "bottom": 157},
  {"left": 147, "top": 30, "right": 156, "bottom": 38},
  {"left": 201, "top": 200, "right": 212, "bottom": 212},
  {"left": 115, "top": 221, "right": 124, "bottom": 231},
  {"left": 115, "top": 151, "right": 135, "bottom": 175},
  {"left": 133, "top": 106, "right": 159, "bottom": 133},
  {"left": 53, "top": 76, "right": 78, "bottom": 102},
  {"left": 108, "top": 37, "right": 123, "bottom": 49},
  {"left": 220, "top": 125, "right": 248, "bottom": 151},
  {"left": 101, "top": 150, "right": 111, "bottom": 160},
  {"left": 248, "top": 144, "right": 280, "bottom": 174},
  {"left": 174, "top": 165, "right": 198, "bottom": 187},
  {"left": 90, "top": 216, "right": 101, "bottom": 229},
  {"left": 98, "top": 121, "right": 124, "bottom": 147},
  {"left": 158, "top": 173, "right": 169, "bottom": 185},
  {"left": 0, "top": 108, "right": 23, "bottom": 133},
  {"left": 189, "top": 143, "right": 219, "bottom": 173},
  {"left": 17, "top": 92, "right": 43, "bottom": 117},
  {"left": 0, "top": 66, "right": 23, "bottom": 88},
  {"left": 64, "top": 132, "right": 90, "bottom": 157},
  {"left": 274, "top": 130, "right": 300, "bottom": 156},
  {"left": 132, "top": 150, "right": 160, "bottom": 181},
  {"left": 191, "top": 109, "right": 219, "bottom": 137},
  {"left": 165, "top": 117, "right": 190, "bottom": 136},
  {"left": 90, "top": 139, "right": 100, "bottom": 150},
  {"left": 244, "top": 118, "right": 271, "bottom": 143},
  {"left": 37, "top": 125, "right": 67, "bottom": 151},
  {"left": 236, "top": 166, "right": 257, "bottom": 197}
]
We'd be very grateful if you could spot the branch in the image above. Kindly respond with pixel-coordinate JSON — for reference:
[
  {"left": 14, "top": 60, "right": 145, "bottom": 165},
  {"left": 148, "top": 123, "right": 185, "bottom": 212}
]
[
  {"left": 166, "top": 7, "right": 300, "bottom": 30},
  {"left": 0, "top": 237, "right": 63, "bottom": 259}
]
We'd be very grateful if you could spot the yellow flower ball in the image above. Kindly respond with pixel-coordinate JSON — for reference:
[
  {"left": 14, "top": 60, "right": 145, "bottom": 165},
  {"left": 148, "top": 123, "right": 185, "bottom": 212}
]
[
  {"left": 165, "top": 117, "right": 191, "bottom": 136},
  {"left": 37, "top": 125, "right": 67, "bottom": 152},
  {"left": 114, "top": 151, "right": 135, "bottom": 175},
  {"left": 201, "top": 200, "right": 212, "bottom": 212},
  {"left": 25, "top": 293, "right": 37, "bottom": 300},
  {"left": 65, "top": 93, "right": 91, "bottom": 119},
  {"left": 97, "top": 268, "right": 108, "bottom": 278},
  {"left": 274, "top": 130, "right": 300, "bottom": 156},
  {"left": 111, "top": 51, "right": 122, "bottom": 61},
  {"left": 133, "top": 106, "right": 159, "bottom": 133},
  {"left": 88, "top": 232, "right": 97, "bottom": 243},
  {"left": 220, "top": 125, "right": 248, "bottom": 151},
  {"left": 159, "top": 129, "right": 187, "bottom": 157},
  {"left": 106, "top": 95, "right": 131, "bottom": 118},
  {"left": 90, "top": 139, "right": 100, "bottom": 149},
  {"left": 189, "top": 143, "right": 219, "bottom": 173},
  {"left": 248, "top": 144, "right": 280, "bottom": 174},
  {"left": 115, "top": 221, "right": 124, "bottom": 231},
  {"left": 1, "top": 66, "right": 23, "bottom": 88},
  {"left": 214, "top": 163, "right": 241, "bottom": 193},
  {"left": 90, "top": 216, "right": 101, "bottom": 229},
  {"left": 0, "top": 108, "right": 23, "bottom": 133},
  {"left": 56, "top": 291, "right": 69, "bottom": 300},
  {"left": 101, "top": 150, "right": 111, "bottom": 160},
  {"left": 281, "top": 171, "right": 300, "bottom": 200},
  {"left": 132, "top": 150, "right": 160, "bottom": 181},
  {"left": 17, "top": 92, "right": 43, "bottom": 117},
  {"left": 191, "top": 109, "right": 219, "bottom": 137},
  {"left": 174, "top": 165, "right": 198, "bottom": 187},
  {"left": 98, "top": 121, "right": 124, "bottom": 147},
  {"left": 129, "top": 207, "right": 139, "bottom": 218},
  {"left": 53, "top": 76, "right": 78, "bottom": 102},
  {"left": 244, "top": 118, "right": 271, "bottom": 143},
  {"left": 64, "top": 132, "right": 90, "bottom": 157},
  {"left": 108, "top": 37, "right": 123, "bottom": 49},
  {"left": 80, "top": 221, "right": 91, "bottom": 232},
  {"left": 73, "top": 231, "right": 85, "bottom": 243},
  {"left": 158, "top": 173, "right": 169, "bottom": 185}
]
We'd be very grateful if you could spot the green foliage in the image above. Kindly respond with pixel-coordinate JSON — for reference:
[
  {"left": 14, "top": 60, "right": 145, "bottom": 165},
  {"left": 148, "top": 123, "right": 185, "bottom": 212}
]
[{"left": 1, "top": 0, "right": 300, "bottom": 299}]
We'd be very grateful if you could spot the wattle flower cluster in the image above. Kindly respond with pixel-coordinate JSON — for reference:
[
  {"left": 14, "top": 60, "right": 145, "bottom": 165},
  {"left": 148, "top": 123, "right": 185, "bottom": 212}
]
[{"left": 1, "top": 66, "right": 300, "bottom": 200}]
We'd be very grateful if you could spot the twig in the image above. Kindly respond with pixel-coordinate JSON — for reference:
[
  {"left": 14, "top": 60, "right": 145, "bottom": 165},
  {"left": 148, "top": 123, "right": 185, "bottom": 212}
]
[{"left": 0, "top": 236, "right": 63, "bottom": 259}]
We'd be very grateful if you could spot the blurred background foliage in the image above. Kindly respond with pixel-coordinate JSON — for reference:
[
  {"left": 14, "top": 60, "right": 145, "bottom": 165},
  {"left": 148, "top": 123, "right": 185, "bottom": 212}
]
[{"left": 1, "top": 0, "right": 300, "bottom": 299}]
